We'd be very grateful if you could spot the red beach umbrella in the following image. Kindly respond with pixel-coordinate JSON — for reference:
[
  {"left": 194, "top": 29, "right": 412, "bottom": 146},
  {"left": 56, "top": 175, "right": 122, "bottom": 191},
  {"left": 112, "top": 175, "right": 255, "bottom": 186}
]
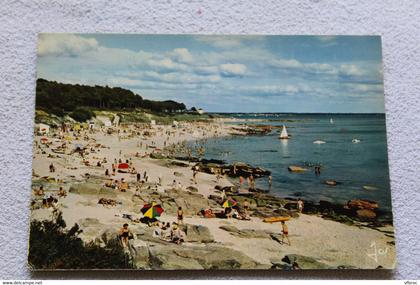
[{"left": 118, "top": 163, "right": 129, "bottom": 169}]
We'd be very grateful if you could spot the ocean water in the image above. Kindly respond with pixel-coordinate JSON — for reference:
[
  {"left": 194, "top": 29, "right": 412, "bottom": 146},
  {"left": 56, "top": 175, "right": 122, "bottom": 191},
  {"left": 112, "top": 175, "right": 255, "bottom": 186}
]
[{"left": 191, "top": 114, "right": 392, "bottom": 212}]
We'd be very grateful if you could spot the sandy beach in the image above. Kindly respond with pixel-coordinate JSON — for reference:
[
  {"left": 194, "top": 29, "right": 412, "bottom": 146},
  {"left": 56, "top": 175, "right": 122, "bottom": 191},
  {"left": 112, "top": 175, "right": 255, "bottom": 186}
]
[{"left": 30, "top": 118, "right": 396, "bottom": 270}]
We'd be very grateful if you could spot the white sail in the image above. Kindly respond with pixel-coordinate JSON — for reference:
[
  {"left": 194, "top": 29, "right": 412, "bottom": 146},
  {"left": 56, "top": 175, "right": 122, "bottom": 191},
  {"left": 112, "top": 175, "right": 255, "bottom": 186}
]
[
  {"left": 330, "top": 118, "right": 334, "bottom": 124},
  {"left": 279, "top": 125, "right": 289, "bottom": 139}
]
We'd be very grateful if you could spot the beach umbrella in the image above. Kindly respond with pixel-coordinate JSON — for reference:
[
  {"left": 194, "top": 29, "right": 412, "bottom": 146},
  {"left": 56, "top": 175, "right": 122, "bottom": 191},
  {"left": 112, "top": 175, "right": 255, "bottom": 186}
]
[
  {"left": 118, "top": 163, "right": 129, "bottom": 169},
  {"left": 141, "top": 202, "right": 164, "bottom": 219},
  {"left": 222, "top": 198, "right": 237, "bottom": 208}
]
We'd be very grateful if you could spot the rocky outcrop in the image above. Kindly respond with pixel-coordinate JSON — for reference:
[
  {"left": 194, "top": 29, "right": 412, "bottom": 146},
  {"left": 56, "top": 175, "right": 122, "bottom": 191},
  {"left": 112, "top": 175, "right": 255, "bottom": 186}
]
[
  {"left": 195, "top": 161, "right": 270, "bottom": 178},
  {"left": 69, "top": 182, "right": 116, "bottom": 197},
  {"left": 219, "top": 225, "right": 272, "bottom": 239},
  {"left": 184, "top": 224, "right": 214, "bottom": 243},
  {"left": 288, "top": 166, "right": 308, "bottom": 172},
  {"left": 345, "top": 199, "right": 379, "bottom": 210},
  {"left": 280, "top": 254, "right": 332, "bottom": 269},
  {"left": 356, "top": 209, "right": 377, "bottom": 221},
  {"left": 148, "top": 244, "right": 261, "bottom": 269},
  {"left": 148, "top": 245, "right": 204, "bottom": 269}
]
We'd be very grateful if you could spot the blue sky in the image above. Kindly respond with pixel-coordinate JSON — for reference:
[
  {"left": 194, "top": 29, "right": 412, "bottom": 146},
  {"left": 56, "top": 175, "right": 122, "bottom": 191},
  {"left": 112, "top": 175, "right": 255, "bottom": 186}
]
[{"left": 37, "top": 34, "right": 385, "bottom": 113}]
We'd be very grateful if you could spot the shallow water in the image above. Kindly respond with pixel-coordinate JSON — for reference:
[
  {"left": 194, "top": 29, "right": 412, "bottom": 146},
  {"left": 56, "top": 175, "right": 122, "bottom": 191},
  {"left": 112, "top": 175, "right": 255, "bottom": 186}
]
[{"left": 190, "top": 114, "right": 392, "bottom": 211}]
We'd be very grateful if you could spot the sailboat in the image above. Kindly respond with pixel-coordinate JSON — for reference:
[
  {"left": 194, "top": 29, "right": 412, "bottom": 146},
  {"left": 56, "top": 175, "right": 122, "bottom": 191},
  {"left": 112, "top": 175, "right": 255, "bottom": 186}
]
[
  {"left": 279, "top": 125, "right": 289, "bottom": 139},
  {"left": 330, "top": 118, "right": 334, "bottom": 124}
]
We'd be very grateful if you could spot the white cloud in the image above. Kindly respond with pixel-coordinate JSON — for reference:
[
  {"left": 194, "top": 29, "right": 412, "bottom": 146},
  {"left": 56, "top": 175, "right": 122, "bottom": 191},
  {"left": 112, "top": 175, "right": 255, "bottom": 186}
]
[
  {"left": 167, "top": 48, "right": 193, "bottom": 63},
  {"left": 38, "top": 34, "right": 98, "bottom": 57},
  {"left": 144, "top": 58, "right": 188, "bottom": 73},
  {"left": 220, "top": 63, "right": 247, "bottom": 77}
]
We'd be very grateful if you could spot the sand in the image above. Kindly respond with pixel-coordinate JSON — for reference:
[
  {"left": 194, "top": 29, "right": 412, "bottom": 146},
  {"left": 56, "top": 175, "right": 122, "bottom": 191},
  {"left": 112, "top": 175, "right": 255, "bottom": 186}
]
[{"left": 30, "top": 119, "right": 396, "bottom": 269}]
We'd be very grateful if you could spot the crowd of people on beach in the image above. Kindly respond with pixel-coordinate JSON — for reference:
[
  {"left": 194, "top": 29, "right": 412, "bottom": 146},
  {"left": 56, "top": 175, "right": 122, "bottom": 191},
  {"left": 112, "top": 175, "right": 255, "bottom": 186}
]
[{"left": 32, "top": 118, "right": 302, "bottom": 260}]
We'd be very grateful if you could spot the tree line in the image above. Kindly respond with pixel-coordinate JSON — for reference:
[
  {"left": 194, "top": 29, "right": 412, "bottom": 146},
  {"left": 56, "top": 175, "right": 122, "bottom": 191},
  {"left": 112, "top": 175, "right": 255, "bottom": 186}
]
[{"left": 36, "top": 78, "right": 187, "bottom": 116}]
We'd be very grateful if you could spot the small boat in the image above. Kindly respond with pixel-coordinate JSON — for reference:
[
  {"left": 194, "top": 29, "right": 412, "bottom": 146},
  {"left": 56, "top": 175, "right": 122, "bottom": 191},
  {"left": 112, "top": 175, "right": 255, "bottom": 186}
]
[
  {"left": 313, "top": 140, "right": 326, "bottom": 144},
  {"left": 330, "top": 118, "right": 334, "bottom": 124},
  {"left": 263, "top": 216, "right": 291, "bottom": 223},
  {"left": 362, "top": 185, "right": 378, "bottom": 191},
  {"left": 352, "top": 138, "right": 361, "bottom": 143},
  {"left": 324, "top": 180, "right": 338, "bottom": 186},
  {"left": 279, "top": 125, "right": 289, "bottom": 139}
]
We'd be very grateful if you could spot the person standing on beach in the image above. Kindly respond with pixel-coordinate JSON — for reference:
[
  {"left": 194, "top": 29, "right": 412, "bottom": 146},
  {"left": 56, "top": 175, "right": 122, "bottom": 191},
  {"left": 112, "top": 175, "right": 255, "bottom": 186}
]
[
  {"left": 268, "top": 175, "right": 272, "bottom": 189},
  {"left": 297, "top": 199, "right": 304, "bottom": 213},
  {"left": 49, "top": 163, "right": 55, "bottom": 173},
  {"left": 136, "top": 172, "right": 141, "bottom": 183},
  {"left": 281, "top": 221, "right": 291, "bottom": 246},
  {"left": 177, "top": 207, "right": 184, "bottom": 225}
]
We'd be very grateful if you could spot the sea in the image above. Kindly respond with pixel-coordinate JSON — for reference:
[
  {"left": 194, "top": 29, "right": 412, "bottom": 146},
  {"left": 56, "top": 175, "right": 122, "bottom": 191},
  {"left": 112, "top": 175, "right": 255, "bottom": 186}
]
[{"left": 189, "top": 113, "right": 393, "bottom": 212}]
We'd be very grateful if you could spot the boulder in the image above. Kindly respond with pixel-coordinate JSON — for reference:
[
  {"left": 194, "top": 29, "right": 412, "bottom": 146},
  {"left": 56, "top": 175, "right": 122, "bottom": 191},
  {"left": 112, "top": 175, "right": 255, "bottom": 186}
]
[
  {"left": 281, "top": 254, "right": 332, "bottom": 269},
  {"left": 169, "top": 160, "right": 189, "bottom": 167},
  {"left": 171, "top": 245, "right": 260, "bottom": 269},
  {"left": 131, "top": 240, "right": 151, "bottom": 269},
  {"left": 69, "top": 183, "right": 102, "bottom": 195},
  {"left": 150, "top": 152, "right": 166, "bottom": 159},
  {"left": 148, "top": 245, "right": 204, "bottom": 270},
  {"left": 163, "top": 189, "right": 218, "bottom": 215},
  {"left": 186, "top": 186, "right": 198, "bottom": 192},
  {"left": 184, "top": 224, "right": 214, "bottom": 243},
  {"left": 345, "top": 199, "right": 379, "bottom": 210},
  {"left": 356, "top": 209, "right": 377, "bottom": 220},
  {"left": 219, "top": 225, "right": 271, "bottom": 239},
  {"left": 288, "top": 166, "right": 307, "bottom": 172}
]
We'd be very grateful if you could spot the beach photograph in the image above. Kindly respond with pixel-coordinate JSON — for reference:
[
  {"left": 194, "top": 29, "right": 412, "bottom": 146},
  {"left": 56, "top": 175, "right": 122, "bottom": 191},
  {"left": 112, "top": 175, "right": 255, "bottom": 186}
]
[{"left": 29, "top": 34, "right": 395, "bottom": 270}]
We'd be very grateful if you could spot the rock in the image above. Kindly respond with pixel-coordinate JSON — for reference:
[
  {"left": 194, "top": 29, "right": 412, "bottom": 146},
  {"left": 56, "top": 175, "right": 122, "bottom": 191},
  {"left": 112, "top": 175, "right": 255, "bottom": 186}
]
[
  {"left": 148, "top": 244, "right": 260, "bottom": 269},
  {"left": 99, "top": 228, "right": 120, "bottom": 247},
  {"left": 196, "top": 161, "right": 270, "bottom": 178},
  {"left": 281, "top": 254, "right": 332, "bottom": 269},
  {"left": 219, "top": 225, "right": 271, "bottom": 239},
  {"left": 288, "top": 166, "right": 307, "bottom": 172},
  {"left": 162, "top": 189, "right": 218, "bottom": 215},
  {"left": 356, "top": 209, "right": 377, "bottom": 220},
  {"left": 173, "top": 245, "right": 260, "bottom": 269},
  {"left": 345, "top": 199, "right": 379, "bottom": 210},
  {"left": 150, "top": 152, "right": 166, "bottom": 159},
  {"left": 169, "top": 160, "right": 189, "bottom": 167},
  {"left": 184, "top": 224, "right": 214, "bottom": 243},
  {"left": 186, "top": 186, "right": 198, "bottom": 192},
  {"left": 69, "top": 183, "right": 102, "bottom": 195},
  {"left": 173, "top": 171, "right": 183, "bottom": 177},
  {"left": 131, "top": 240, "right": 151, "bottom": 269},
  {"left": 148, "top": 245, "right": 204, "bottom": 269}
]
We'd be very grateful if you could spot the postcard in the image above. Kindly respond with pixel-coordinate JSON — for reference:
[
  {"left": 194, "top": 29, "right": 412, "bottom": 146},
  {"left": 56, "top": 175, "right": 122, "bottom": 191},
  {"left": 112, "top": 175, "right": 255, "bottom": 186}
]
[{"left": 29, "top": 34, "right": 395, "bottom": 270}]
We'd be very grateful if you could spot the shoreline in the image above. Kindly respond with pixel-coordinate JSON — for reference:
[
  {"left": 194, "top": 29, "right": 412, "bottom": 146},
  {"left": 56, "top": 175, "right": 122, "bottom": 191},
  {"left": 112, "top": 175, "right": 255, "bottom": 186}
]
[{"left": 30, "top": 117, "right": 396, "bottom": 270}]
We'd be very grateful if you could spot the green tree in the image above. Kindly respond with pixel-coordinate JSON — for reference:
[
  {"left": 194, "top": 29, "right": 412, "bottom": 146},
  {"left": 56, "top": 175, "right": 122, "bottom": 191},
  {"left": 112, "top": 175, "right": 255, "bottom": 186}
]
[{"left": 28, "top": 213, "right": 131, "bottom": 269}]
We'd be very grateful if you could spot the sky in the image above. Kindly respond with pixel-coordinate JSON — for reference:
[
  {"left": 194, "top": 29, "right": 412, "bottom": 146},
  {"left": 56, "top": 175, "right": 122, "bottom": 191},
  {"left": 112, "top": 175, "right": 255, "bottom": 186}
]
[{"left": 37, "top": 34, "right": 385, "bottom": 113}]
